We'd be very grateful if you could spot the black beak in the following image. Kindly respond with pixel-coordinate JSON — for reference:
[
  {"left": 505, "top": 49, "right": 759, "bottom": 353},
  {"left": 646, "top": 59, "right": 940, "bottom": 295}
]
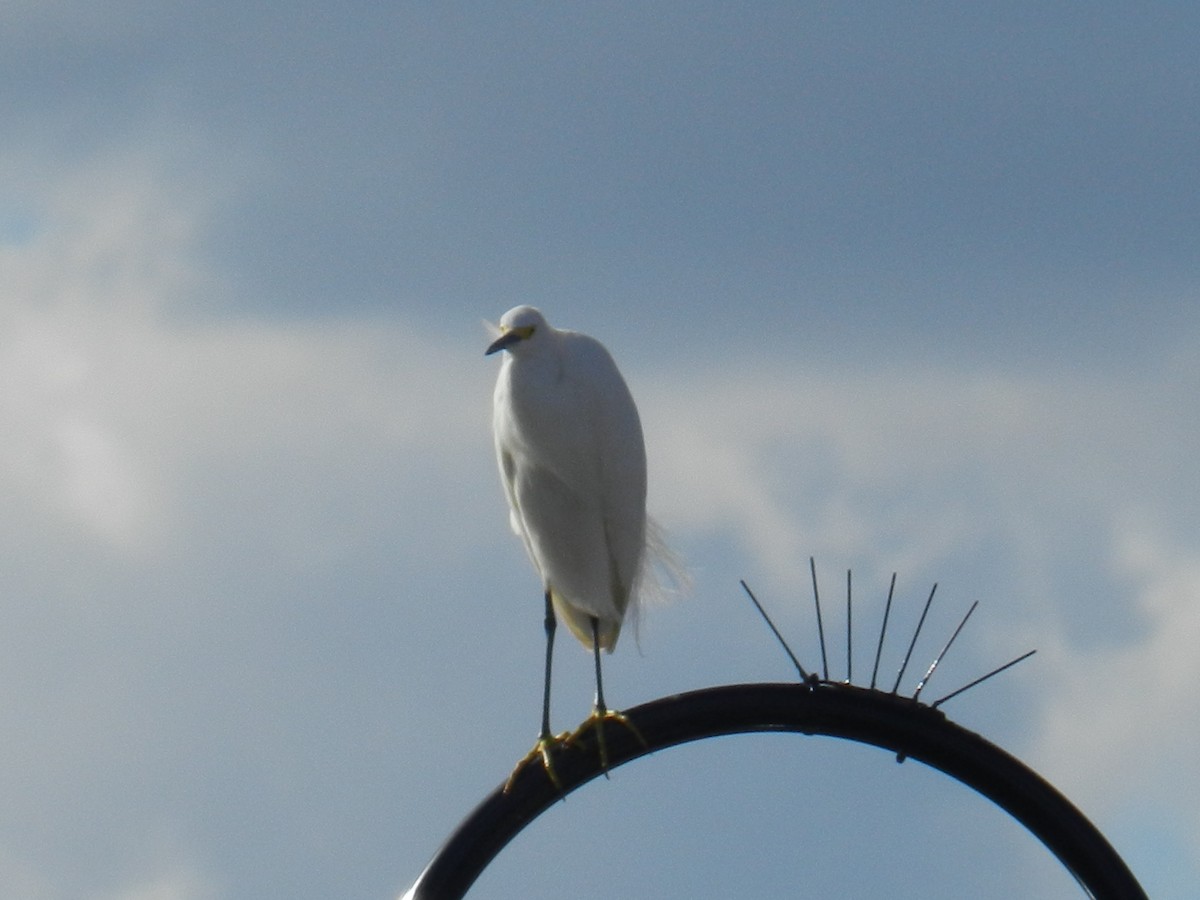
[{"left": 485, "top": 330, "right": 521, "bottom": 355}]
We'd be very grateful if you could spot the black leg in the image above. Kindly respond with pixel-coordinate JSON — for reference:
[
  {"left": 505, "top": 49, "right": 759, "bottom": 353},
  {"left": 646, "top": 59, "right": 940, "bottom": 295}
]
[
  {"left": 541, "top": 590, "right": 556, "bottom": 740},
  {"left": 560, "top": 617, "right": 647, "bottom": 780},
  {"left": 591, "top": 616, "right": 607, "bottom": 713},
  {"left": 504, "top": 590, "right": 568, "bottom": 794}
]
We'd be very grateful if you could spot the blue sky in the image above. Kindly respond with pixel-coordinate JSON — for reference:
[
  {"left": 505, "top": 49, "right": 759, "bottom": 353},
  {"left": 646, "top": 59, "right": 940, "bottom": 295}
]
[{"left": 2, "top": 3, "right": 1197, "bottom": 898}]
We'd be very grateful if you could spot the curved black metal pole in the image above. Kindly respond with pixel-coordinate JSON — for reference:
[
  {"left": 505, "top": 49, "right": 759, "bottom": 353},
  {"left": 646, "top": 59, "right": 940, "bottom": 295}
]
[{"left": 401, "top": 682, "right": 1146, "bottom": 900}]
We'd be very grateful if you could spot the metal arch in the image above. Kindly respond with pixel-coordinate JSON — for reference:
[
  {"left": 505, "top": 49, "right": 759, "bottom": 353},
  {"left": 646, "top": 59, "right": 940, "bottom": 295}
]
[{"left": 401, "top": 681, "right": 1146, "bottom": 900}]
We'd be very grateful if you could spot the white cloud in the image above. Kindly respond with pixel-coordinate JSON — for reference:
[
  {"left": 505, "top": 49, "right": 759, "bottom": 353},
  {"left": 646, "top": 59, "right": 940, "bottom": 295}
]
[
  {"left": 1032, "top": 518, "right": 1200, "bottom": 829},
  {"left": 0, "top": 149, "right": 205, "bottom": 551},
  {"left": 641, "top": 353, "right": 1200, "bottom": 878},
  {"left": 0, "top": 140, "right": 501, "bottom": 899},
  {"left": 2, "top": 116, "right": 1194, "bottom": 900},
  {"left": 0, "top": 138, "right": 493, "bottom": 553},
  {"left": 645, "top": 367, "right": 1128, "bottom": 587}
]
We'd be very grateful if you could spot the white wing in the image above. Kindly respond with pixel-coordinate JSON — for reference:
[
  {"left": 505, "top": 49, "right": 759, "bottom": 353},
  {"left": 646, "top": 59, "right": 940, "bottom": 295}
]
[{"left": 492, "top": 331, "right": 648, "bottom": 650}]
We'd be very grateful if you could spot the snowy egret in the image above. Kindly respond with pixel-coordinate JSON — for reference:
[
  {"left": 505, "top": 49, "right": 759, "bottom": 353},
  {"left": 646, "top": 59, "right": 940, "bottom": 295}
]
[{"left": 486, "top": 305, "right": 656, "bottom": 787}]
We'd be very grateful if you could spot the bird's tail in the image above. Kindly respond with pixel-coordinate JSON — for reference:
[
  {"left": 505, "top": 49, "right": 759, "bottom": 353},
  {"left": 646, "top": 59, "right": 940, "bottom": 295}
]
[
  {"left": 624, "top": 516, "right": 690, "bottom": 649},
  {"left": 554, "top": 519, "right": 688, "bottom": 654}
]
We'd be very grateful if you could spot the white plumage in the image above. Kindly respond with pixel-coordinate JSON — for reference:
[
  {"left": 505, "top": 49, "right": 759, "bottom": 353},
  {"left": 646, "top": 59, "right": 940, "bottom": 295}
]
[{"left": 487, "top": 305, "right": 648, "bottom": 653}]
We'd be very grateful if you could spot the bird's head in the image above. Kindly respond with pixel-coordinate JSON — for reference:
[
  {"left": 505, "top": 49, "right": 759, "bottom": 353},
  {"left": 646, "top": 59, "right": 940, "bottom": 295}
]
[{"left": 485, "top": 305, "right": 548, "bottom": 355}]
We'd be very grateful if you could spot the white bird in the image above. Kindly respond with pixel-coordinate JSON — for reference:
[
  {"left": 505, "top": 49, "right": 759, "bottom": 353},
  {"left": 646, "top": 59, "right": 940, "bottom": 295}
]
[{"left": 486, "top": 305, "right": 656, "bottom": 786}]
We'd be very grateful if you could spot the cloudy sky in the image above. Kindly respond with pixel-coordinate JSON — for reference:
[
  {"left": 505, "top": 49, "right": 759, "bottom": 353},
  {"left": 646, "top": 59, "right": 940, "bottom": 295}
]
[{"left": 2, "top": 2, "right": 1198, "bottom": 898}]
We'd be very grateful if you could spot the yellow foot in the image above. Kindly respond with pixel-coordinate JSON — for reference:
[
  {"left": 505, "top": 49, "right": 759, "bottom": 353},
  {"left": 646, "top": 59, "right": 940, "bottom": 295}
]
[
  {"left": 568, "top": 707, "right": 647, "bottom": 774},
  {"left": 504, "top": 731, "right": 572, "bottom": 793}
]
